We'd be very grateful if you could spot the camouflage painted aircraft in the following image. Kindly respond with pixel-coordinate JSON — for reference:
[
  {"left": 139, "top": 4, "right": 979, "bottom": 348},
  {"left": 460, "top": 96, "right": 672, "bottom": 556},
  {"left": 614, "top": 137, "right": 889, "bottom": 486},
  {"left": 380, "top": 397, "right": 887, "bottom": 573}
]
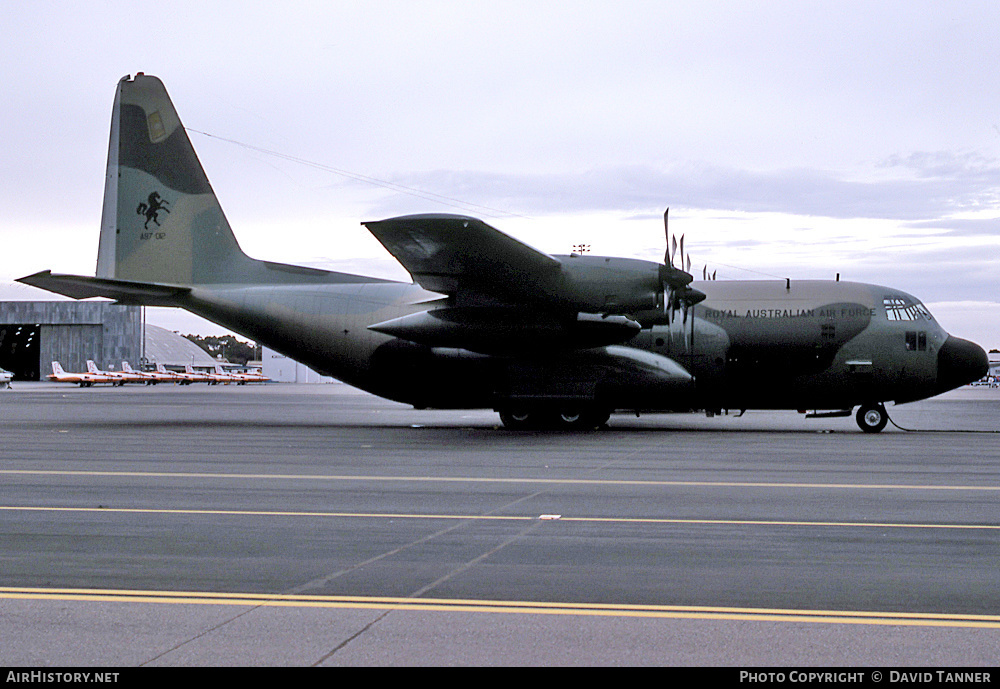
[{"left": 20, "top": 74, "right": 989, "bottom": 432}]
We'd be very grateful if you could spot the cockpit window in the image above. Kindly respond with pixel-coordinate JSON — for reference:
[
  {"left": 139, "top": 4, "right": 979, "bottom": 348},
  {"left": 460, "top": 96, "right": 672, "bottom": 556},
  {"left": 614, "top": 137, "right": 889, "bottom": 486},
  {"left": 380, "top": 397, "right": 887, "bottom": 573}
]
[{"left": 883, "top": 296, "right": 933, "bottom": 322}]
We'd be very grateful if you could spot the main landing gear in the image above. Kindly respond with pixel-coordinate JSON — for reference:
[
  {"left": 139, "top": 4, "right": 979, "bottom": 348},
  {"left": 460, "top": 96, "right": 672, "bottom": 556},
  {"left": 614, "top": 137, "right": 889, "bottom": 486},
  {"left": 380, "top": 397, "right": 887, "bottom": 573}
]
[
  {"left": 855, "top": 403, "right": 889, "bottom": 433},
  {"left": 499, "top": 402, "right": 893, "bottom": 433},
  {"left": 498, "top": 405, "right": 611, "bottom": 431}
]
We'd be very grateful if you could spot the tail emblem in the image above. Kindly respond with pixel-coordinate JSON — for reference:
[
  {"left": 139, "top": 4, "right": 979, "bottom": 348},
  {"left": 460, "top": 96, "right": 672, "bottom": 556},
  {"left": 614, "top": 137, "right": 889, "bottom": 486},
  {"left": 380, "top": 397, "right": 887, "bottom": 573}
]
[{"left": 136, "top": 191, "right": 170, "bottom": 229}]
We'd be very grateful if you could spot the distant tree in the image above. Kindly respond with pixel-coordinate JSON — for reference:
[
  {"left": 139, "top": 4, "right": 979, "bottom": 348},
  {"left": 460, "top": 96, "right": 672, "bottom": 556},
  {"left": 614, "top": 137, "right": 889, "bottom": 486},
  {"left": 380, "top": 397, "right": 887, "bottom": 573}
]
[{"left": 182, "top": 334, "right": 257, "bottom": 365}]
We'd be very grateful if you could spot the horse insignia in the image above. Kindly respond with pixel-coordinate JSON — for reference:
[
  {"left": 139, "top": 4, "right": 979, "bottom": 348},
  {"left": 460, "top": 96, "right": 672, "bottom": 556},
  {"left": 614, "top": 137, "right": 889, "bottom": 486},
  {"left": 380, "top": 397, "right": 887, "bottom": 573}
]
[{"left": 136, "top": 191, "right": 170, "bottom": 229}]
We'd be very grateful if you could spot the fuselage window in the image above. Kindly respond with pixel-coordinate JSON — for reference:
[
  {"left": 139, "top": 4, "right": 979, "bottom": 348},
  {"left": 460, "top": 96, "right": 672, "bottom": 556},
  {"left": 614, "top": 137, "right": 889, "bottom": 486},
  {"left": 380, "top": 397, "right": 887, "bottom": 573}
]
[
  {"left": 884, "top": 297, "right": 933, "bottom": 322},
  {"left": 905, "top": 331, "right": 928, "bottom": 351}
]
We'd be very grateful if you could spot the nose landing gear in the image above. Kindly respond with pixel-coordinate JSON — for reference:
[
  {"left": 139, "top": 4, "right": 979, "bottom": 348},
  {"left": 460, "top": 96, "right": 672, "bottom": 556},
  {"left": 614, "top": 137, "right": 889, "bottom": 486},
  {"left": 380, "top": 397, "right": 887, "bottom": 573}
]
[{"left": 856, "top": 403, "right": 888, "bottom": 433}]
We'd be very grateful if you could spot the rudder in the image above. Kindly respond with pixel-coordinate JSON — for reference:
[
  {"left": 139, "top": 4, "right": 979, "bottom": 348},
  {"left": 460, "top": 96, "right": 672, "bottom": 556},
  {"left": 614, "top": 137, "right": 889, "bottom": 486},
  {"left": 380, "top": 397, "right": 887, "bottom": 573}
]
[{"left": 96, "top": 74, "right": 254, "bottom": 285}]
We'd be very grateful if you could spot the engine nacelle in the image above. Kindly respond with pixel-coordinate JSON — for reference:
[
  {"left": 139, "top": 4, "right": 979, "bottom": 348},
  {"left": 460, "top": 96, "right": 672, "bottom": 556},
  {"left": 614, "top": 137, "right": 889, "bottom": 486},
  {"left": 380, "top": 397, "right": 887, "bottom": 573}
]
[{"left": 369, "top": 307, "right": 642, "bottom": 355}]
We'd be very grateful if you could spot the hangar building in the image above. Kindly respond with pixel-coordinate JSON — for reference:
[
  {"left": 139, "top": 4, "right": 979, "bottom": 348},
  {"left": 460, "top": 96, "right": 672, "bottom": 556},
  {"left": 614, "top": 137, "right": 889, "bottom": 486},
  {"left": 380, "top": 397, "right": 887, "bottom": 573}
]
[
  {"left": 0, "top": 301, "right": 140, "bottom": 381},
  {"left": 0, "top": 302, "right": 215, "bottom": 381}
]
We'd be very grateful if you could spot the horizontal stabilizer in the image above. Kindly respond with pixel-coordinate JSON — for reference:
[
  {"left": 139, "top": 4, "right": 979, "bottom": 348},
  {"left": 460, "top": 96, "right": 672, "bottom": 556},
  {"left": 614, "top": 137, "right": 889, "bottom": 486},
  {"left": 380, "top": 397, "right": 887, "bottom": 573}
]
[{"left": 17, "top": 270, "right": 190, "bottom": 306}]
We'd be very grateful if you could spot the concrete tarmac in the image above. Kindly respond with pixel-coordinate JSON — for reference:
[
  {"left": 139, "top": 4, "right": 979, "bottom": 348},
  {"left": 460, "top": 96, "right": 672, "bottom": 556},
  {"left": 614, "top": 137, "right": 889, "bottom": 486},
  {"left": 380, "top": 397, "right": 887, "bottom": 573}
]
[{"left": 1, "top": 382, "right": 998, "bottom": 666}]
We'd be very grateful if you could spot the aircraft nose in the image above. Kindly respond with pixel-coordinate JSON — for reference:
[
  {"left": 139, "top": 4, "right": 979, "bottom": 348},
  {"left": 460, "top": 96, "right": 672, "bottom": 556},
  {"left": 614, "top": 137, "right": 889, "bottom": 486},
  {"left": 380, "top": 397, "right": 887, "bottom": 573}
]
[{"left": 937, "top": 336, "right": 989, "bottom": 393}]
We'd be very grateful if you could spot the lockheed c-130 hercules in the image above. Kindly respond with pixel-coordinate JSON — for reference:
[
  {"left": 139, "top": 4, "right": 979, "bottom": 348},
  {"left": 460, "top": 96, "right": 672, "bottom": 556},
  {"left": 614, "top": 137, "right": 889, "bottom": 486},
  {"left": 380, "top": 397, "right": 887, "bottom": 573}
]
[{"left": 19, "top": 74, "right": 989, "bottom": 432}]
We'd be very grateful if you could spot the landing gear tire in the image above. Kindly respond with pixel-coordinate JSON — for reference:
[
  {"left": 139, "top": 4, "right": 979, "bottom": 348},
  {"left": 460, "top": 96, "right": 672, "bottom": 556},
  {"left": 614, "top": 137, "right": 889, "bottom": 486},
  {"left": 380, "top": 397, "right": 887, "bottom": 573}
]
[
  {"left": 498, "top": 407, "right": 535, "bottom": 430},
  {"left": 553, "top": 405, "right": 612, "bottom": 430},
  {"left": 498, "top": 406, "right": 611, "bottom": 431},
  {"left": 554, "top": 408, "right": 588, "bottom": 429},
  {"left": 856, "top": 403, "right": 888, "bottom": 433}
]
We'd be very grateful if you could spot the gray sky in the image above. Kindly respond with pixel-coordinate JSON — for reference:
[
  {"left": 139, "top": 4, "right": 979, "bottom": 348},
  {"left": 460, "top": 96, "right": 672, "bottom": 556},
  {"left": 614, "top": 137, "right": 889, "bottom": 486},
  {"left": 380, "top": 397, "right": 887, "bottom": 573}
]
[{"left": 3, "top": 1, "right": 998, "bottom": 348}]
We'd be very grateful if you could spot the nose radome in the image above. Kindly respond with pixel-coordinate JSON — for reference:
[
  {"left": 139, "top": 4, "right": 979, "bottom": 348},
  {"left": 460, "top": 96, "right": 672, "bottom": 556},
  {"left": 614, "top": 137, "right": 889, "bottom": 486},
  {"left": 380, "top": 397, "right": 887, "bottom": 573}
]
[{"left": 937, "top": 336, "right": 989, "bottom": 393}]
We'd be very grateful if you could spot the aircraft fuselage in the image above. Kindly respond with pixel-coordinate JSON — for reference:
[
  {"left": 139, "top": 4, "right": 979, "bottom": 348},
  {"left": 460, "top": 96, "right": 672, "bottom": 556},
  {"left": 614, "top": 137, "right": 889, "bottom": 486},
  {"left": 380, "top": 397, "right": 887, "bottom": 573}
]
[{"left": 171, "top": 274, "right": 979, "bottom": 420}]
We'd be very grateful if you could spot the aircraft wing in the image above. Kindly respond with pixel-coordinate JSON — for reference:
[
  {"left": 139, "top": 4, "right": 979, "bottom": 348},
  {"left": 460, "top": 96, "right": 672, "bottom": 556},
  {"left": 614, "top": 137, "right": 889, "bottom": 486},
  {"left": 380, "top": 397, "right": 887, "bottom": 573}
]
[
  {"left": 17, "top": 271, "right": 190, "bottom": 306},
  {"left": 363, "top": 214, "right": 561, "bottom": 300},
  {"left": 362, "top": 213, "right": 677, "bottom": 352}
]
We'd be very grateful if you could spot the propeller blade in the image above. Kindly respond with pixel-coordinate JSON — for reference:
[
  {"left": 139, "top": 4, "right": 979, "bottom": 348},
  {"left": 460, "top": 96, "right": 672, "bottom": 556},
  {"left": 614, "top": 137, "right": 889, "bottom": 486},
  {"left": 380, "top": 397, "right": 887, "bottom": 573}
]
[
  {"left": 663, "top": 208, "right": 670, "bottom": 265},
  {"left": 656, "top": 209, "right": 711, "bottom": 327}
]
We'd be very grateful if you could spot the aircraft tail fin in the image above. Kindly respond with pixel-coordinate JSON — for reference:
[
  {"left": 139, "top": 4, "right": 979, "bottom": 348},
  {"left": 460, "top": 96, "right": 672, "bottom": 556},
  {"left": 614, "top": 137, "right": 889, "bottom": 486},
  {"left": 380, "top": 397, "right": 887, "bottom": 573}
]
[
  {"left": 95, "top": 73, "right": 255, "bottom": 285},
  {"left": 17, "top": 74, "right": 386, "bottom": 303},
  {"left": 93, "top": 74, "right": 376, "bottom": 288},
  {"left": 86, "top": 360, "right": 99, "bottom": 374},
  {"left": 52, "top": 362, "right": 65, "bottom": 375}
]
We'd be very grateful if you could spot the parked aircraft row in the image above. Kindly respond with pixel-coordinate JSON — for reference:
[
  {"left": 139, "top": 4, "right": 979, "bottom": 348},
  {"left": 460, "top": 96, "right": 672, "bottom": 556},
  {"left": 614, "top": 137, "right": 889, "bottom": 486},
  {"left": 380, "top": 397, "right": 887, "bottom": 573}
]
[{"left": 47, "top": 361, "right": 268, "bottom": 387}]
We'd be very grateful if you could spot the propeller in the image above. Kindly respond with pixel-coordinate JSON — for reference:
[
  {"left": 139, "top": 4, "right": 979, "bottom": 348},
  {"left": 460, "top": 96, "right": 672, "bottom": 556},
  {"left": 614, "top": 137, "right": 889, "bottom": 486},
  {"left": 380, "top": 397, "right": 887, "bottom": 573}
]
[{"left": 658, "top": 208, "right": 706, "bottom": 325}]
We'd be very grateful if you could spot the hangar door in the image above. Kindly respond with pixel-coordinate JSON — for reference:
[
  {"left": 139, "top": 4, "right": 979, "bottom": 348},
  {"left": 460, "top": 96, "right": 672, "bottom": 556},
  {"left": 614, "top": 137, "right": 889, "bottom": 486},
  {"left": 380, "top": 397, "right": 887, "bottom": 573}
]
[
  {"left": 0, "top": 324, "right": 40, "bottom": 381},
  {"left": 40, "top": 324, "right": 104, "bottom": 380}
]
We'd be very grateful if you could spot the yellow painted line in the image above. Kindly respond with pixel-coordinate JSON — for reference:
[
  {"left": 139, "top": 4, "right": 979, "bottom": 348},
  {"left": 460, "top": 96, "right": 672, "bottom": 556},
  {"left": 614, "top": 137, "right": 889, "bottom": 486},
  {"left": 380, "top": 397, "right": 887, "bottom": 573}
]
[
  {"left": 0, "top": 505, "right": 997, "bottom": 531},
  {"left": 2, "top": 469, "right": 998, "bottom": 492},
  {"left": 1, "top": 586, "right": 998, "bottom": 629}
]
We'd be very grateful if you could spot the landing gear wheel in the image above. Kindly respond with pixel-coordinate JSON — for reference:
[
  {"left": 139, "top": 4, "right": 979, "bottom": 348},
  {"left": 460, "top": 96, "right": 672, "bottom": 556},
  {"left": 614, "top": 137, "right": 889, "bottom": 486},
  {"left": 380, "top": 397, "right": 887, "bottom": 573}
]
[
  {"left": 856, "top": 403, "right": 888, "bottom": 433},
  {"left": 498, "top": 405, "right": 611, "bottom": 430},
  {"left": 555, "top": 408, "right": 587, "bottom": 429},
  {"left": 549, "top": 406, "right": 611, "bottom": 430},
  {"left": 498, "top": 407, "right": 535, "bottom": 430}
]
